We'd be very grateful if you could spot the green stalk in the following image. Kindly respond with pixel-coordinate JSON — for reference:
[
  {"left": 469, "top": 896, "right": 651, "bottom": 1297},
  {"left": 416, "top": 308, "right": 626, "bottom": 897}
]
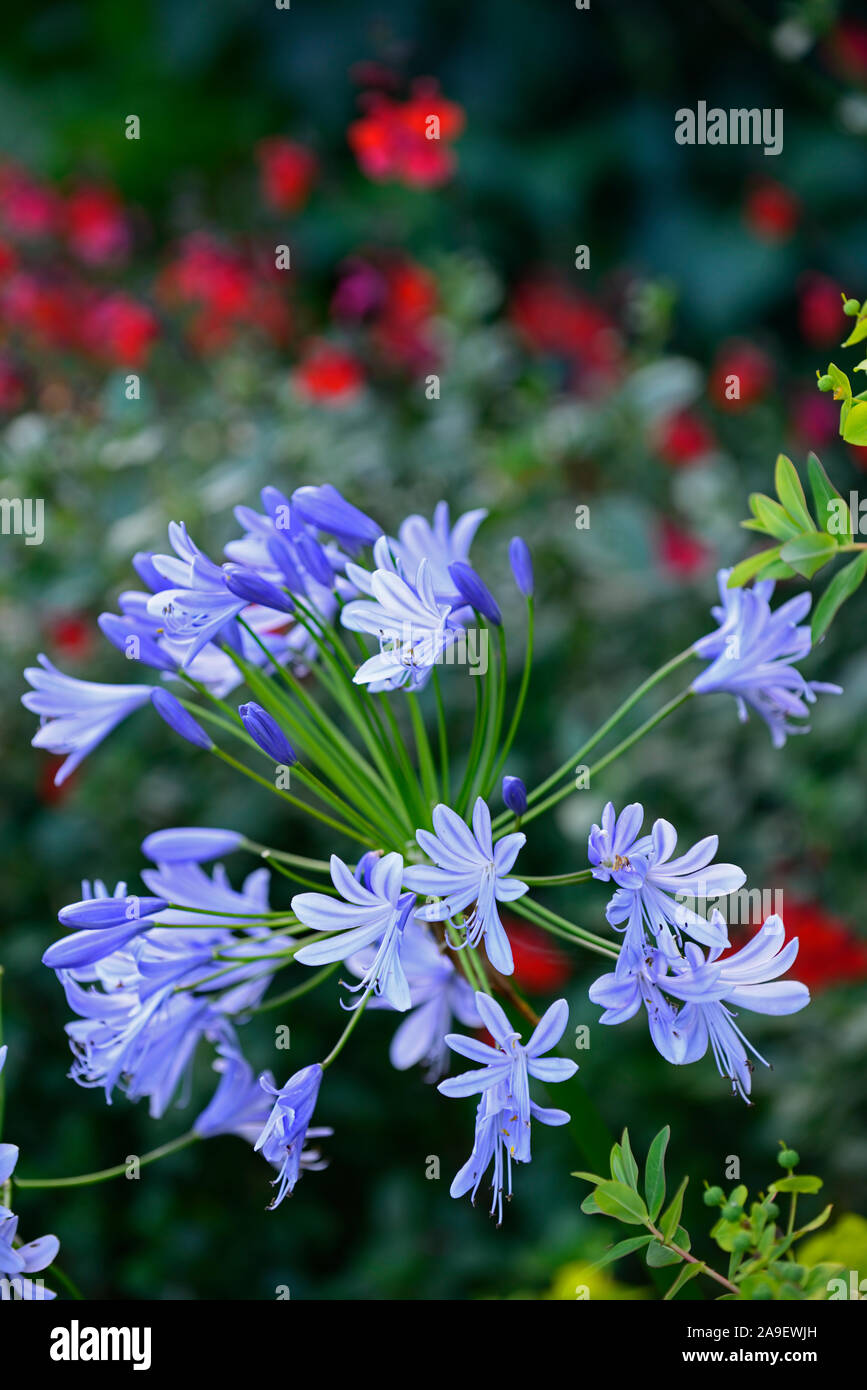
[
  {"left": 15, "top": 1132, "right": 199, "bottom": 1189},
  {"left": 432, "top": 667, "right": 450, "bottom": 804}
]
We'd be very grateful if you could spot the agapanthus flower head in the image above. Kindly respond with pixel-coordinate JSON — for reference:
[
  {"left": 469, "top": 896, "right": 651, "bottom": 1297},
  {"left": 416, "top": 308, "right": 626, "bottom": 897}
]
[
  {"left": 692, "top": 568, "right": 842, "bottom": 747},
  {"left": 22, "top": 655, "right": 153, "bottom": 786},
  {"left": 438, "top": 994, "right": 577, "bottom": 1222},
  {"left": 588, "top": 801, "right": 744, "bottom": 958},
  {"left": 404, "top": 798, "right": 527, "bottom": 975},
  {"left": 590, "top": 911, "right": 809, "bottom": 1101},
  {"left": 292, "top": 852, "right": 413, "bottom": 1011},
  {"left": 254, "top": 1063, "right": 325, "bottom": 1208}
]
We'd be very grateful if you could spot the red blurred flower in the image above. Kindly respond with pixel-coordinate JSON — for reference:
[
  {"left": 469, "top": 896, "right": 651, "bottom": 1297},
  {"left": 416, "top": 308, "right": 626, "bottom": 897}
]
[
  {"left": 790, "top": 390, "right": 838, "bottom": 451},
  {"left": 348, "top": 79, "right": 465, "bottom": 189},
  {"left": 654, "top": 409, "right": 715, "bottom": 467},
  {"left": 773, "top": 900, "right": 867, "bottom": 993},
  {"left": 709, "top": 340, "right": 773, "bottom": 410},
  {"left": 798, "top": 273, "right": 845, "bottom": 348},
  {"left": 158, "top": 234, "right": 290, "bottom": 352},
  {"left": 0, "top": 163, "right": 62, "bottom": 240},
  {"left": 0, "top": 352, "right": 28, "bottom": 411},
  {"left": 657, "top": 517, "right": 710, "bottom": 578},
  {"left": 81, "top": 292, "right": 159, "bottom": 367},
  {"left": 511, "top": 277, "right": 623, "bottom": 389},
  {"left": 294, "top": 341, "right": 364, "bottom": 405},
  {"left": 45, "top": 613, "right": 95, "bottom": 661},
  {"left": 743, "top": 178, "right": 800, "bottom": 243},
  {"left": 65, "top": 184, "right": 131, "bottom": 267},
  {"left": 502, "top": 919, "right": 571, "bottom": 993},
  {"left": 2, "top": 272, "right": 81, "bottom": 351},
  {"left": 0, "top": 238, "right": 17, "bottom": 279},
  {"left": 823, "top": 20, "right": 867, "bottom": 82},
  {"left": 256, "top": 138, "right": 317, "bottom": 214}
]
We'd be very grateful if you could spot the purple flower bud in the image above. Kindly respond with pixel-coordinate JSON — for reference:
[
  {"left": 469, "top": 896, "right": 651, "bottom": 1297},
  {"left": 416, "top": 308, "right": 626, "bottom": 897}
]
[
  {"left": 151, "top": 688, "right": 214, "bottom": 750},
  {"left": 291, "top": 484, "right": 382, "bottom": 547},
  {"left": 224, "top": 565, "right": 295, "bottom": 614},
  {"left": 58, "top": 894, "right": 168, "bottom": 929},
  {"left": 239, "top": 702, "right": 297, "bottom": 765},
  {"left": 508, "top": 537, "right": 534, "bottom": 598},
  {"left": 42, "top": 921, "right": 155, "bottom": 970},
  {"left": 267, "top": 536, "right": 306, "bottom": 594},
  {"left": 502, "top": 776, "right": 528, "bottom": 817},
  {"left": 448, "top": 562, "right": 502, "bottom": 626},
  {"left": 295, "top": 532, "right": 335, "bottom": 588},
  {"left": 141, "top": 827, "right": 244, "bottom": 863}
]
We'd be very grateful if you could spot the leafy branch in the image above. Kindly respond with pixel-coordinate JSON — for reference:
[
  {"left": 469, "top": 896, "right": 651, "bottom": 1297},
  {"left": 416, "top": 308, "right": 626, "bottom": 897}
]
[{"left": 574, "top": 1129, "right": 839, "bottom": 1300}]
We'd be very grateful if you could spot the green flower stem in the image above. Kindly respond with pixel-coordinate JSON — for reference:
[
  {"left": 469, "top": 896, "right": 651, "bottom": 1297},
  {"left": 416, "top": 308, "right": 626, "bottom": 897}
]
[
  {"left": 46, "top": 1260, "right": 83, "bottom": 1300},
  {"left": 468, "top": 626, "right": 502, "bottom": 809},
  {"left": 488, "top": 597, "right": 534, "bottom": 794},
  {"left": 320, "top": 988, "right": 373, "bottom": 1070},
  {"left": 407, "top": 692, "right": 439, "bottom": 811},
  {"left": 376, "top": 693, "right": 430, "bottom": 829},
  {"left": 212, "top": 748, "right": 373, "bottom": 846},
  {"left": 252, "top": 963, "right": 341, "bottom": 1014},
  {"left": 498, "top": 645, "right": 695, "bottom": 826},
  {"left": 455, "top": 668, "right": 486, "bottom": 816},
  {"left": 15, "top": 1132, "right": 199, "bottom": 1190},
  {"left": 521, "top": 870, "right": 593, "bottom": 886},
  {"left": 241, "top": 841, "right": 331, "bottom": 872},
  {"left": 479, "top": 624, "right": 509, "bottom": 800},
  {"left": 511, "top": 688, "right": 695, "bottom": 831},
  {"left": 432, "top": 667, "right": 450, "bottom": 804},
  {"left": 511, "top": 896, "right": 619, "bottom": 961}
]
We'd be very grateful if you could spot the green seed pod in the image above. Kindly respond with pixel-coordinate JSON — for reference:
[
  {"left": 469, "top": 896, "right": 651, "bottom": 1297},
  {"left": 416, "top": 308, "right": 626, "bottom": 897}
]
[
  {"left": 777, "top": 1148, "right": 799, "bottom": 1169},
  {"left": 732, "top": 1231, "right": 752, "bottom": 1254},
  {"left": 703, "top": 1185, "right": 725, "bottom": 1207},
  {"left": 722, "top": 1201, "right": 743, "bottom": 1222},
  {"left": 817, "top": 374, "right": 833, "bottom": 391},
  {"left": 764, "top": 1201, "right": 780, "bottom": 1220},
  {"left": 843, "top": 298, "right": 861, "bottom": 317}
]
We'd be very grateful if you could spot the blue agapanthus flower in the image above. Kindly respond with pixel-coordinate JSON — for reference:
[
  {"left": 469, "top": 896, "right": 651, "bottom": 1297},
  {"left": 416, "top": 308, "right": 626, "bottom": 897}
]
[
  {"left": 692, "top": 568, "right": 842, "bottom": 747},
  {"left": 292, "top": 852, "right": 414, "bottom": 1010},
  {"left": 341, "top": 556, "right": 465, "bottom": 691},
  {"left": 389, "top": 502, "right": 487, "bottom": 603},
  {"left": 22, "top": 655, "right": 153, "bottom": 786},
  {"left": 588, "top": 801, "right": 745, "bottom": 959},
  {"left": 254, "top": 1063, "right": 326, "bottom": 1209},
  {"left": 590, "top": 911, "right": 809, "bottom": 1101},
  {"left": 404, "top": 798, "right": 528, "bottom": 975},
  {"left": 438, "top": 994, "right": 577, "bottom": 1222}
]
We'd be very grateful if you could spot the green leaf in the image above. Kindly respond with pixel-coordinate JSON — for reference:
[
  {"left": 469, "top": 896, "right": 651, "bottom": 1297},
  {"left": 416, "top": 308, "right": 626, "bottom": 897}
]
[
  {"left": 659, "top": 1175, "right": 689, "bottom": 1242},
  {"left": 593, "top": 1180, "right": 650, "bottom": 1225},
  {"left": 726, "top": 546, "right": 781, "bottom": 588},
  {"left": 580, "top": 1191, "right": 602, "bottom": 1216},
  {"left": 807, "top": 452, "right": 849, "bottom": 539},
  {"left": 644, "top": 1125, "right": 669, "bottom": 1222},
  {"left": 748, "top": 492, "right": 802, "bottom": 540},
  {"left": 771, "top": 1175, "right": 823, "bottom": 1195},
  {"left": 571, "top": 1170, "right": 605, "bottom": 1184},
  {"left": 646, "top": 1239, "right": 682, "bottom": 1267},
  {"left": 590, "top": 1234, "right": 654, "bottom": 1272},
  {"left": 794, "top": 1204, "right": 833, "bottom": 1239},
  {"left": 619, "top": 1129, "right": 640, "bottom": 1189},
  {"left": 842, "top": 400, "right": 867, "bottom": 445},
  {"left": 778, "top": 532, "right": 838, "bottom": 579},
  {"left": 842, "top": 314, "right": 867, "bottom": 348},
  {"left": 664, "top": 1261, "right": 705, "bottom": 1300},
  {"left": 811, "top": 552, "right": 867, "bottom": 643},
  {"left": 774, "top": 455, "right": 816, "bottom": 532}
]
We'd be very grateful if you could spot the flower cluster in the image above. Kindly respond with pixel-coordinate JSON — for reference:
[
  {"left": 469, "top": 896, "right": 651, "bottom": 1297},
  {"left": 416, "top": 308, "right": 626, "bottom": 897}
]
[{"left": 13, "top": 469, "right": 843, "bottom": 1275}]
